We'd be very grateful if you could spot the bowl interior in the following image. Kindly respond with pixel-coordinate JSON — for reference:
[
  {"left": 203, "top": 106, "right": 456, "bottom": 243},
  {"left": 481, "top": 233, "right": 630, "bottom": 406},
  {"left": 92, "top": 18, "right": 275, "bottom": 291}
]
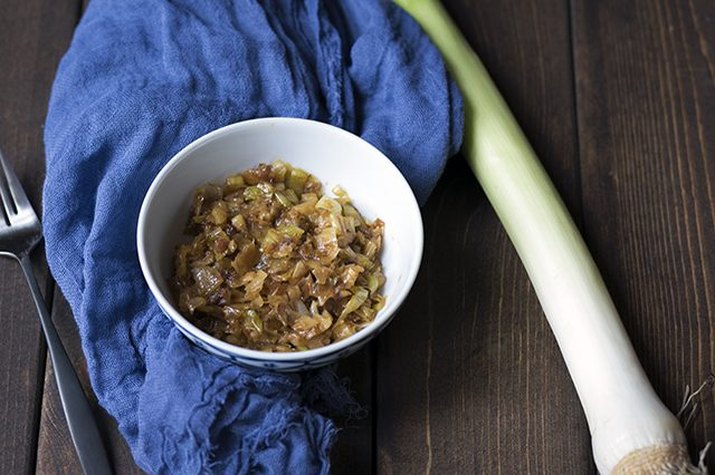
[{"left": 139, "top": 118, "right": 423, "bottom": 358}]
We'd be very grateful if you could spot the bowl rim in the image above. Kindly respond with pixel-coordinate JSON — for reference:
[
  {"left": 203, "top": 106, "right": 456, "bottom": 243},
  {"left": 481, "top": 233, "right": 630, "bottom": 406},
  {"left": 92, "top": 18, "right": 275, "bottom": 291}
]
[{"left": 137, "top": 117, "right": 424, "bottom": 362}]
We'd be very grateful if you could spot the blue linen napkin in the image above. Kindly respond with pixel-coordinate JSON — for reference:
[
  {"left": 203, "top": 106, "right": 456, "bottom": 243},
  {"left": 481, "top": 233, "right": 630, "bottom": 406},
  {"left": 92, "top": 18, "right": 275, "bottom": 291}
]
[{"left": 43, "top": 0, "right": 462, "bottom": 473}]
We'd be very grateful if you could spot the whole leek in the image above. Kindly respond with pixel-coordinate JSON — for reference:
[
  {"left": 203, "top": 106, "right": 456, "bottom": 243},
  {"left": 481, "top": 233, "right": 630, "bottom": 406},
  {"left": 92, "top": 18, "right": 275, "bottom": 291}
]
[{"left": 394, "top": 0, "right": 706, "bottom": 472}]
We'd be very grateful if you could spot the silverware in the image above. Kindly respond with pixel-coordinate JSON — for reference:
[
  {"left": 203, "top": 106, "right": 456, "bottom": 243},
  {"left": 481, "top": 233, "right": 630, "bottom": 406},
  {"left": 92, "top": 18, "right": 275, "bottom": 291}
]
[{"left": 0, "top": 149, "right": 112, "bottom": 475}]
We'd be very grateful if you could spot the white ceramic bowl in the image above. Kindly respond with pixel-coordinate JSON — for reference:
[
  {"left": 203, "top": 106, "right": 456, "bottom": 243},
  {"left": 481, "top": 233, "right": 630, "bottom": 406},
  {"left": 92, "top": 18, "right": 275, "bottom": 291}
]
[{"left": 137, "top": 118, "right": 423, "bottom": 371}]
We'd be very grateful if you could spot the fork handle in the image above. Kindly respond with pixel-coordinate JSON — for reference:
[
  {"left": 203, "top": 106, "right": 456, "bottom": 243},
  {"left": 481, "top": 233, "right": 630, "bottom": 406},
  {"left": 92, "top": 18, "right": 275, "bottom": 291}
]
[{"left": 19, "top": 255, "right": 113, "bottom": 475}]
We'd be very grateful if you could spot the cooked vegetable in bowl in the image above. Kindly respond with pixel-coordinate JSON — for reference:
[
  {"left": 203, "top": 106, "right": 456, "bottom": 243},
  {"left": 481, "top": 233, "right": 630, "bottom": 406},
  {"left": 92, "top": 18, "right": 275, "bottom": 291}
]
[
  {"left": 137, "top": 117, "right": 422, "bottom": 371},
  {"left": 172, "top": 162, "right": 386, "bottom": 352}
]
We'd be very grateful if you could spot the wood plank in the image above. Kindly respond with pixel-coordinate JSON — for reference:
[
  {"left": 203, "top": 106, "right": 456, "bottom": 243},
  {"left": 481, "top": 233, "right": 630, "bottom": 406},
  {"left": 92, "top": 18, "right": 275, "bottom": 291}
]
[
  {"left": 36, "top": 293, "right": 144, "bottom": 475},
  {"left": 573, "top": 0, "right": 715, "bottom": 467},
  {"left": 332, "top": 345, "right": 374, "bottom": 474},
  {"left": 0, "top": 260, "right": 46, "bottom": 475},
  {"left": 0, "top": 0, "right": 80, "bottom": 473},
  {"left": 376, "top": 0, "right": 593, "bottom": 473}
]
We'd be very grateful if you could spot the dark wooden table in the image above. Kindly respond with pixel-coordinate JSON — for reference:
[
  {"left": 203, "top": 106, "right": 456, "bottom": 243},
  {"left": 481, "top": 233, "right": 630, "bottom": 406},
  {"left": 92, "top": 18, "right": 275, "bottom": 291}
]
[{"left": 1, "top": 0, "right": 713, "bottom": 473}]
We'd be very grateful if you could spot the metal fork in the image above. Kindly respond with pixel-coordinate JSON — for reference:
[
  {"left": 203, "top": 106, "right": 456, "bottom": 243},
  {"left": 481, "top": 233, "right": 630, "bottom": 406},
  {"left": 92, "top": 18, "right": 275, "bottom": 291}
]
[{"left": 0, "top": 149, "right": 112, "bottom": 475}]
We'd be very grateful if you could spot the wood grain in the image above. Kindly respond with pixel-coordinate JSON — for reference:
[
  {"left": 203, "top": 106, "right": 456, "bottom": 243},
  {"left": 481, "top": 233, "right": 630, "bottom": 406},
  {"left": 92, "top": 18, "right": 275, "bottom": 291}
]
[
  {"left": 36, "top": 293, "right": 144, "bottom": 475},
  {"left": 0, "top": 260, "right": 47, "bottom": 475},
  {"left": 331, "top": 346, "right": 374, "bottom": 475},
  {"left": 573, "top": 0, "right": 715, "bottom": 467},
  {"left": 376, "top": 0, "right": 593, "bottom": 473},
  {"left": 0, "top": 0, "right": 79, "bottom": 473}
]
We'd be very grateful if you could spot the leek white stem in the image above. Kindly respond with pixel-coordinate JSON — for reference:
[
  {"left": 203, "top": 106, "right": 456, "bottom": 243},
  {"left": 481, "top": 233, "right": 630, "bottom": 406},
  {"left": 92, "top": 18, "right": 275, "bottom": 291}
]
[{"left": 394, "top": 0, "right": 705, "bottom": 472}]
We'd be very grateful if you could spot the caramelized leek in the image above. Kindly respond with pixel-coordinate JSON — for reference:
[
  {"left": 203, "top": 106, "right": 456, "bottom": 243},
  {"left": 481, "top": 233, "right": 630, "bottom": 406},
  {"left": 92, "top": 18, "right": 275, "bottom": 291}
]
[{"left": 172, "top": 162, "right": 386, "bottom": 352}]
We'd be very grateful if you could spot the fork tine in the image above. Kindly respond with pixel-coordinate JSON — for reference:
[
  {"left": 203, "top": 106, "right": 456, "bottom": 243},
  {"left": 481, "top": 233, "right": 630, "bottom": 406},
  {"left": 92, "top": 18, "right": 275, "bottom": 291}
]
[
  {"left": 0, "top": 150, "right": 16, "bottom": 220},
  {"left": 0, "top": 189, "right": 9, "bottom": 227},
  {"left": 0, "top": 148, "right": 34, "bottom": 216}
]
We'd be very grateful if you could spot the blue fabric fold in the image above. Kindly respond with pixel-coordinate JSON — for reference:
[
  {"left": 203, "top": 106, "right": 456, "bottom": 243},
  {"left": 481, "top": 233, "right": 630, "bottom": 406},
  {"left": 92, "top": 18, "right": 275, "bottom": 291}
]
[{"left": 43, "top": 0, "right": 462, "bottom": 473}]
